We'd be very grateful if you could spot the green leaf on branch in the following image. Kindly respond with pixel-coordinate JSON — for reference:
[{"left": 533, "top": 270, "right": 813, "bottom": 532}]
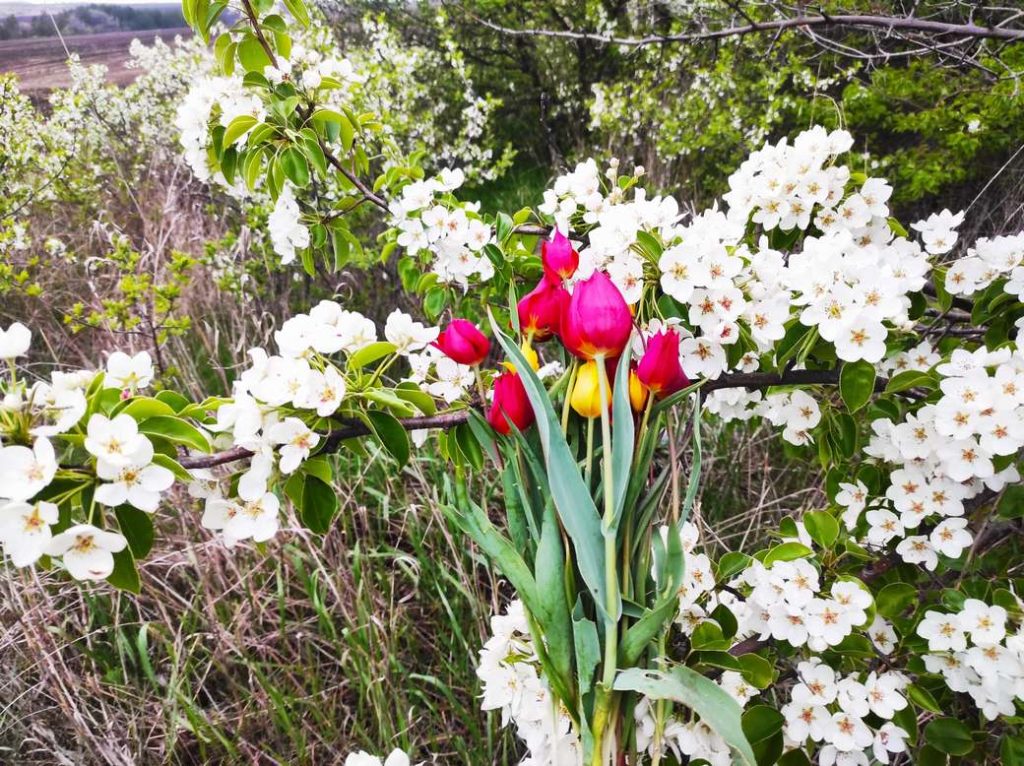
[
  {"left": 115, "top": 506, "right": 155, "bottom": 559},
  {"left": 802, "top": 510, "right": 839, "bottom": 549},
  {"left": 875, "top": 582, "right": 917, "bottom": 619},
  {"left": 742, "top": 705, "right": 784, "bottom": 765},
  {"left": 138, "top": 416, "right": 211, "bottom": 453},
  {"left": 761, "top": 542, "right": 812, "bottom": 566},
  {"left": 364, "top": 411, "right": 410, "bottom": 467},
  {"left": 840, "top": 360, "right": 876, "bottom": 412},
  {"left": 614, "top": 666, "right": 756, "bottom": 766},
  {"left": 107, "top": 547, "right": 141, "bottom": 593},
  {"left": 223, "top": 115, "right": 258, "bottom": 148},
  {"left": 924, "top": 717, "right": 975, "bottom": 756},
  {"left": 298, "top": 474, "right": 338, "bottom": 533},
  {"left": 885, "top": 369, "right": 936, "bottom": 394},
  {"left": 282, "top": 0, "right": 309, "bottom": 26},
  {"left": 347, "top": 341, "right": 396, "bottom": 370},
  {"left": 237, "top": 36, "right": 271, "bottom": 73}
]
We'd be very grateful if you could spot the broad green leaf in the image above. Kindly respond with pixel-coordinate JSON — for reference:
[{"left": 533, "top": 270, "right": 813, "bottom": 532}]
[
  {"left": 742, "top": 704, "right": 784, "bottom": 744},
  {"left": 347, "top": 341, "right": 396, "bottom": 369},
  {"left": 762, "top": 542, "right": 813, "bottom": 566},
  {"left": 282, "top": 0, "right": 309, "bottom": 26},
  {"left": 489, "top": 315, "right": 610, "bottom": 620},
  {"left": 924, "top": 718, "right": 974, "bottom": 756},
  {"left": 1002, "top": 735, "right": 1024, "bottom": 766},
  {"left": 365, "top": 410, "right": 410, "bottom": 467},
  {"left": 107, "top": 547, "right": 141, "bottom": 593},
  {"left": 886, "top": 369, "right": 936, "bottom": 394},
  {"left": 115, "top": 506, "right": 155, "bottom": 559},
  {"left": 737, "top": 653, "right": 774, "bottom": 688},
  {"left": 840, "top": 360, "right": 876, "bottom": 412},
  {"left": 802, "top": 510, "right": 839, "bottom": 548},
  {"left": 237, "top": 36, "right": 271, "bottom": 72},
  {"left": 362, "top": 389, "right": 416, "bottom": 418},
  {"left": 298, "top": 475, "right": 338, "bottom": 533},
  {"left": 138, "top": 416, "right": 211, "bottom": 453},
  {"left": 391, "top": 383, "right": 436, "bottom": 419},
  {"left": 114, "top": 397, "right": 178, "bottom": 420},
  {"left": 280, "top": 146, "right": 310, "bottom": 187},
  {"left": 614, "top": 666, "right": 755, "bottom": 766},
  {"left": 223, "top": 114, "right": 258, "bottom": 147},
  {"left": 908, "top": 683, "right": 943, "bottom": 714},
  {"left": 875, "top": 582, "right": 917, "bottom": 618},
  {"left": 311, "top": 108, "right": 354, "bottom": 150}
]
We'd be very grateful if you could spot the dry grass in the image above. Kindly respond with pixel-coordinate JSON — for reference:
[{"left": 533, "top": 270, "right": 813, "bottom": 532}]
[{"left": 0, "top": 452, "right": 514, "bottom": 765}]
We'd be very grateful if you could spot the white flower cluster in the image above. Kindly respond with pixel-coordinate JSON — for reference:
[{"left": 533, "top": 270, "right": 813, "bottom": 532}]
[
  {"left": 703, "top": 388, "right": 823, "bottom": 447},
  {"left": 634, "top": 695, "right": 739, "bottom": 766},
  {"left": 0, "top": 334, "right": 173, "bottom": 579},
  {"left": 389, "top": 168, "right": 495, "bottom": 287},
  {"left": 847, "top": 344, "right": 1024, "bottom": 569},
  {"left": 176, "top": 20, "right": 361, "bottom": 191},
  {"left": 268, "top": 186, "right": 310, "bottom": 265},
  {"left": 476, "top": 600, "right": 582, "bottom": 765},
  {"left": 918, "top": 599, "right": 1024, "bottom": 720},
  {"left": 176, "top": 73, "right": 263, "bottom": 186},
  {"left": 406, "top": 347, "right": 475, "bottom": 405},
  {"left": 945, "top": 231, "right": 1024, "bottom": 299},
  {"left": 730, "top": 556, "right": 871, "bottom": 651},
  {"left": 781, "top": 659, "right": 909, "bottom": 765},
  {"left": 195, "top": 303, "right": 446, "bottom": 546}
]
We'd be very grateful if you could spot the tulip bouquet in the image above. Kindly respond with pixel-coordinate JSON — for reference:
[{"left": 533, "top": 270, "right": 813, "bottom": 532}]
[{"left": 440, "top": 233, "right": 752, "bottom": 766}]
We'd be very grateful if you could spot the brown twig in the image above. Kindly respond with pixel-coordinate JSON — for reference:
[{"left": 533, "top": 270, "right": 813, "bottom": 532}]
[{"left": 474, "top": 13, "right": 1024, "bottom": 47}]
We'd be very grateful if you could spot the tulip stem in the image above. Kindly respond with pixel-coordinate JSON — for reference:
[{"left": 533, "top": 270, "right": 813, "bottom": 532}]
[
  {"left": 595, "top": 355, "right": 620, "bottom": 763},
  {"left": 561, "top": 360, "right": 578, "bottom": 435},
  {"left": 584, "top": 416, "right": 595, "bottom": 490}
]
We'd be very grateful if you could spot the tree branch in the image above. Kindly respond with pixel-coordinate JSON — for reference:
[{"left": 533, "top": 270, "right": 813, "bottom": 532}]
[
  {"left": 176, "top": 367, "right": 895, "bottom": 470},
  {"left": 474, "top": 13, "right": 1024, "bottom": 47}
]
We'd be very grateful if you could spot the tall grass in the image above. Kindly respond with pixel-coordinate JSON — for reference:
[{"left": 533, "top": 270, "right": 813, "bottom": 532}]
[{"left": 0, "top": 447, "right": 519, "bottom": 764}]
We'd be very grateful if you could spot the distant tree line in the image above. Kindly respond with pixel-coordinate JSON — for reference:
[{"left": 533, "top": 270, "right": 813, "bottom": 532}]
[{"left": 0, "top": 4, "right": 185, "bottom": 40}]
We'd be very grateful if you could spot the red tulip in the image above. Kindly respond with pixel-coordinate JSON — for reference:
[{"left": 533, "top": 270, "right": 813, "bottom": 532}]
[
  {"left": 434, "top": 319, "right": 490, "bottom": 365},
  {"left": 637, "top": 329, "right": 690, "bottom": 398},
  {"left": 542, "top": 230, "right": 579, "bottom": 282},
  {"left": 517, "top": 279, "right": 568, "bottom": 341},
  {"left": 487, "top": 371, "right": 535, "bottom": 435},
  {"left": 561, "top": 271, "right": 633, "bottom": 360}
]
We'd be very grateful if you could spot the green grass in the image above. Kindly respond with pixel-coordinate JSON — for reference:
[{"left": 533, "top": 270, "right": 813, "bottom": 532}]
[{"left": 0, "top": 447, "right": 517, "bottom": 765}]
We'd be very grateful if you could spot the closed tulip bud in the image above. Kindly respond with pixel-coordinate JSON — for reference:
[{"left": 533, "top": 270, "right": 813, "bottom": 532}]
[
  {"left": 561, "top": 271, "right": 633, "bottom": 360},
  {"left": 487, "top": 371, "right": 535, "bottom": 435},
  {"left": 570, "top": 360, "right": 608, "bottom": 419},
  {"left": 518, "top": 279, "right": 568, "bottom": 341},
  {"left": 629, "top": 366, "right": 648, "bottom": 412},
  {"left": 434, "top": 319, "right": 490, "bottom": 365},
  {"left": 542, "top": 229, "right": 579, "bottom": 282},
  {"left": 637, "top": 329, "right": 689, "bottom": 398}
]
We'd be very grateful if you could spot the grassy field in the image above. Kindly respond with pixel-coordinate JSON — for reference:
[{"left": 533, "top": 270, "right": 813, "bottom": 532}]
[{"left": 0, "top": 27, "right": 190, "bottom": 94}]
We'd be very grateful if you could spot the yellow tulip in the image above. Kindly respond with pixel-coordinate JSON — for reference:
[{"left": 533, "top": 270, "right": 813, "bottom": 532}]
[
  {"left": 571, "top": 360, "right": 606, "bottom": 419},
  {"left": 629, "top": 368, "right": 648, "bottom": 412},
  {"left": 502, "top": 339, "right": 540, "bottom": 373}
]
